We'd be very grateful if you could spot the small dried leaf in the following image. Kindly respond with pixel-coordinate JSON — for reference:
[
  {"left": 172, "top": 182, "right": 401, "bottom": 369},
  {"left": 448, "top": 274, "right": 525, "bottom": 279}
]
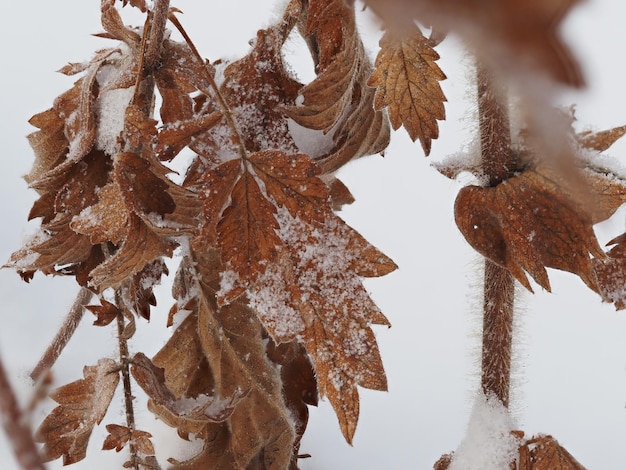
[
  {"left": 36, "top": 359, "right": 120, "bottom": 465},
  {"left": 368, "top": 26, "right": 447, "bottom": 155},
  {"left": 86, "top": 298, "right": 120, "bottom": 326}
]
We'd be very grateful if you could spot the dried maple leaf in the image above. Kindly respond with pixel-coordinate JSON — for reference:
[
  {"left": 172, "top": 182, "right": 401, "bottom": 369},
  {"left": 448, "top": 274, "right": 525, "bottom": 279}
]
[
  {"left": 454, "top": 167, "right": 605, "bottom": 292},
  {"left": 368, "top": 26, "right": 447, "bottom": 155},
  {"left": 248, "top": 211, "right": 395, "bottom": 443},
  {"left": 35, "top": 358, "right": 120, "bottom": 465}
]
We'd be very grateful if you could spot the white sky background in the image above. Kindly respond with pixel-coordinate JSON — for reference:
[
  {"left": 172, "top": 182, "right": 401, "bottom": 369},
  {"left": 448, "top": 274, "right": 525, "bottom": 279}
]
[{"left": 1, "top": 0, "right": 626, "bottom": 468}]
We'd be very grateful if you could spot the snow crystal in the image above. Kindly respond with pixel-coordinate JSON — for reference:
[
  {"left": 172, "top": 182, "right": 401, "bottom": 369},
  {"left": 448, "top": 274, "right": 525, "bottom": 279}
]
[{"left": 448, "top": 392, "right": 520, "bottom": 470}]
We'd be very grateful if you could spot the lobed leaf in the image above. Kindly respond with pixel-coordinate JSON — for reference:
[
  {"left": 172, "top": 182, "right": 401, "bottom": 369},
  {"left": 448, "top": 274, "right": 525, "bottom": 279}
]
[
  {"left": 36, "top": 358, "right": 120, "bottom": 465},
  {"left": 368, "top": 26, "right": 447, "bottom": 155}
]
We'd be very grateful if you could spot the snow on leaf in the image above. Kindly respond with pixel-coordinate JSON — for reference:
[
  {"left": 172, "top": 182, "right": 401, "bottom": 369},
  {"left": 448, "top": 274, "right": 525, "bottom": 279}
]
[
  {"left": 247, "top": 208, "right": 393, "bottom": 443},
  {"left": 368, "top": 26, "right": 447, "bottom": 155},
  {"left": 35, "top": 358, "right": 120, "bottom": 465},
  {"left": 249, "top": 150, "right": 330, "bottom": 224},
  {"left": 454, "top": 167, "right": 605, "bottom": 292}
]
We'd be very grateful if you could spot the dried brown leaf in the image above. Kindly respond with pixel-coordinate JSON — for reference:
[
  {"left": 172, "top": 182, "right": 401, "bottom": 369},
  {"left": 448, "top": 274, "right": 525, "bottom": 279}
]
[
  {"left": 249, "top": 150, "right": 330, "bottom": 224},
  {"left": 35, "top": 358, "right": 120, "bottom": 465},
  {"left": 88, "top": 215, "right": 175, "bottom": 290},
  {"left": 518, "top": 434, "right": 586, "bottom": 469},
  {"left": 454, "top": 168, "right": 604, "bottom": 292},
  {"left": 102, "top": 424, "right": 154, "bottom": 456},
  {"left": 214, "top": 167, "right": 282, "bottom": 303},
  {"left": 283, "top": 0, "right": 390, "bottom": 173},
  {"left": 368, "top": 26, "right": 446, "bottom": 155},
  {"left": 86, "top": 298, "right": 120, "bottom": 326}
]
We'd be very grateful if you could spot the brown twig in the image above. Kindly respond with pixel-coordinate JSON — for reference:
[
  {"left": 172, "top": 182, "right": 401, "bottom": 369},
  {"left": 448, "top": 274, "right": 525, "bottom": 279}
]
[
  {"left": 30, "top": 287, "right": 93, "bottom": 382},
  {"left": 116, "top": 291, "right": 138, "bottom": 470},
  {"left": 476, "top": 62, "right": 515, "bottom": 407},
  {"left": 0, "top": 351, "right": 45, "bottom": 470}
]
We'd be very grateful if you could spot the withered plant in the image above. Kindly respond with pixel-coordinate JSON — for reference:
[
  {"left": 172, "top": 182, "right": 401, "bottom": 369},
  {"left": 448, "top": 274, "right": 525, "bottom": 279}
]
[{"left": 2, "top": 0, "right": 625, "bottom": 469}]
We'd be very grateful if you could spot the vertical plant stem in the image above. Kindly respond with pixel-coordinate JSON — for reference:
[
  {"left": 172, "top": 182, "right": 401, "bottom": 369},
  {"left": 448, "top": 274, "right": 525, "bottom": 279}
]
[
  {"left": 30, "top": 287, "right": 93, "bottom": 382},
  {"left": 0, "top": 352, "right": 45, "bottom": 470},
  {"left": 116, "top": 292, "right": 138, "bottom": 469},
  {"left": 476, "top": 62, "right": 515, "bottom": 407}
]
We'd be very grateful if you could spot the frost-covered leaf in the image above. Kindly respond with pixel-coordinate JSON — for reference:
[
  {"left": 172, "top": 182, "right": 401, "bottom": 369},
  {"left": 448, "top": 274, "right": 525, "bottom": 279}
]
[
  {"left": 368, "top": 26, "right": 446, "bottom": 155},
  {"left": 248, "top": 211, "right": 394, "bottom": 443},
  {"left": 35, "top": 359, "right": 120, "bottom": 465}
]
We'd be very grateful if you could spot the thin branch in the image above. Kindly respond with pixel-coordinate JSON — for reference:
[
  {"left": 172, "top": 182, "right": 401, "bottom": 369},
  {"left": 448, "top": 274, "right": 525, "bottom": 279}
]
[
  {"left": 115, "top": 291, "right": 138, "bottom": 470},
  {"left": 167, "top": 12, "right": 249, "bottom": 162},
  {"left": 30, "top": 287, "right": 93, "bottom": 382},
  {"left": 476, "top": 62, "right": 515, "bottom": 407},
  {"left": 0, "top": 351, "right": 45, "bottom": 470}
]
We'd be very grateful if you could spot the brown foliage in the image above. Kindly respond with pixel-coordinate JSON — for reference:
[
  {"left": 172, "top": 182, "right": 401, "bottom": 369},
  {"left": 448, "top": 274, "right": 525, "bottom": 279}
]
[{"left": 6, "top": 0, "right": 625, "bottom": 467}]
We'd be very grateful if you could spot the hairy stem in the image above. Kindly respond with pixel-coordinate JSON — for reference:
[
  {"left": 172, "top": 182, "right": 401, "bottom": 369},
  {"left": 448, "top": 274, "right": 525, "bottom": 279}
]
[
  {"left": 30, "top": 287, "right": 93, "bottom": 382},
  {"left": 0, "top": 352, "right": 45, "bottom": 470},
  {"left": 116, "top": 292, "right": 138, "bottom": 470},
  {"left": 476, "top": 62, "right": 515, "bottom": 407}
]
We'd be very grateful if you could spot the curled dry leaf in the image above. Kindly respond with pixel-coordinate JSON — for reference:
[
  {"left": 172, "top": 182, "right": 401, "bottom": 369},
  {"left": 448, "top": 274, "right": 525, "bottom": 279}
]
[
  {"left": 35, "top": 358, "right": 120, "bottom": 465},
  {"left": 284, "top": 0, "right": 390, "bottom": 173},
  {"left": 368, "top": 25, "right": 447, "bottom": 155},
  {"left": 454, "top": 167, "right": 605, "bottom": 292}
]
